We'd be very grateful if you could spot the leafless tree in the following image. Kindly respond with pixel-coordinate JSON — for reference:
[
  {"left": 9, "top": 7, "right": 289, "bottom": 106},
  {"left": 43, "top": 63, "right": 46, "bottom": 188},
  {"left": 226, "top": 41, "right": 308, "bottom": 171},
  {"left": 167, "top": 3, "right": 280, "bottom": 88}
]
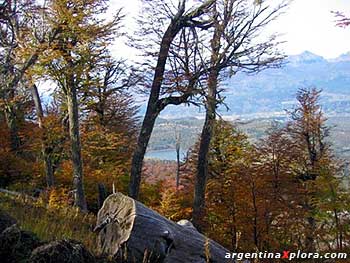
[
  {"left": 190, "top": 0, "right": 288, "bottom": 229},
  {"left": 332, "top": 11, "right": 350, "bottom": 28},
  {"left": 128, "top": 0, "right": 216, "bottom": 199},
  {"left": 81, "top": 57, "right": 140, "bottom": 134}
]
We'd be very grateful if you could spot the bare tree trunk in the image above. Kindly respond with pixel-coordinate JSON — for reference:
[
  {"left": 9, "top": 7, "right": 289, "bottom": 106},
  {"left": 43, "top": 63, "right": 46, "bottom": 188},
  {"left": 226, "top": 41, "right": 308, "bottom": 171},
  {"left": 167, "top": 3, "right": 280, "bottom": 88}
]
[
  {"left": 31, "top": 84, "right": 55, "bottom": 187},
  {"left": 2, "top": 52, "right": 39, "bottom": 154},
  {"left": 43, "top": 156, "right": 54, "bottom": 187},
  {"left": 192, "top": 6, "right": 220, "bottom": 229},
  {"left": 175, "top": 130, "right": 181, "bottom": 189},
  {"left": 176, "top": 150, "right": 180, "bottom": 189},
  {"left": 66, "top": 85, "right": 87, "bottom": 211},
  {"left": 252, "top": 182, "right": 259, "bottom": 249},
  {"left": 192, "top": 103, "right": 216, "bottom": 230},
  {"left": 4, "top": 104, "right": 21, "bottom": 153},
  {"left": 129, "top": 14, "right": 184, "bottom": 199},
  {"left": 128, "top": 0, "right": 215, "bottom": 199},
  {"left": 129, "top": 108, "right": 160, "bottom": 199}
]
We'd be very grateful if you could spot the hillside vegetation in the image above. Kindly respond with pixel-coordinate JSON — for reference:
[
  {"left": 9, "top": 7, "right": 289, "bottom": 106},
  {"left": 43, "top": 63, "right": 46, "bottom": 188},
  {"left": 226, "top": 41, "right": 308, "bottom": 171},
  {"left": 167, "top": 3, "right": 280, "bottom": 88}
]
[{"left": 1, "top": 0, "right": 350, "bottom": 262}]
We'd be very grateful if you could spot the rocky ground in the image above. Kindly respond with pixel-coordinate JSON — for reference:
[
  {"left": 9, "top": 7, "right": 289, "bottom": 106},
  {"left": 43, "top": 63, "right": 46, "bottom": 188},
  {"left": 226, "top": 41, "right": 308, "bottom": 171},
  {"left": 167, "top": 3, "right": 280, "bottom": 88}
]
[{"left": 0, "top": 210, "right": 108, "bottom": 263}]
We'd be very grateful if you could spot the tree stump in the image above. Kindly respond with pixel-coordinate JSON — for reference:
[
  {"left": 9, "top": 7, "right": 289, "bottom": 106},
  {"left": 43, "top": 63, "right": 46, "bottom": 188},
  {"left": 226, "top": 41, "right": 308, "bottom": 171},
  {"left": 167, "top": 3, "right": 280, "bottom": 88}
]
[{"left": 95, "top": 192, "right": 233, "bottom": 263}]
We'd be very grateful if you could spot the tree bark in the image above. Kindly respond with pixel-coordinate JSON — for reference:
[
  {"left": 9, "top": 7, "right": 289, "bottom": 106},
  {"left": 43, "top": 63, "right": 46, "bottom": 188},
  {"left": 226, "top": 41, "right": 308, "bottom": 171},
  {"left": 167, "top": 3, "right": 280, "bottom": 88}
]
[
  {"left": 3, "top": 51, "right": 39, "bottom": 154},
  {"left": 129, "top": 107, "right": 160, "bottom": 199},
  {"left": 66, "top": 85, "right": 87, "bottom": 211},
  {"left": 128, "top": 10, "right": 184, "bottom": 199},
  {"left": 176, "top": 141, "right": 180, "bottom": 189},
  {"left": 4, "top": 105, "right": 21, "bottom": 153},
  {"left": 128, "top": 0, "right": 215, "bottom": 199},
  {"left": 192, "top": 5, "right": 221, "bottom": 229},
  {"left": 31, "top": 84, "right": 55, "bottom": 187},
  {"left": 95, "top": 192, "right": 233, "bottom": 263},
  {"left": 192, "top": 102, "right": 216, "bottom": 230}
]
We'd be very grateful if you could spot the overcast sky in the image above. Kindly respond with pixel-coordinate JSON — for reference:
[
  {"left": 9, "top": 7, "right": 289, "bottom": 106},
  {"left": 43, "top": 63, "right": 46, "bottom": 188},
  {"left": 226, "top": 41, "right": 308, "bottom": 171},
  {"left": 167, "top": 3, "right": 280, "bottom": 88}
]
[{"left": 110, "top": 0, "right": 350, "bottom": 59}]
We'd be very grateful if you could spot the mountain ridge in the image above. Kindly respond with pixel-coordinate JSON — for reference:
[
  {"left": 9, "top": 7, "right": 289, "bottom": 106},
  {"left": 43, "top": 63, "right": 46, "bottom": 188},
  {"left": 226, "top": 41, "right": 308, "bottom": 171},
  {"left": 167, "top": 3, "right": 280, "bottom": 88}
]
[{"left": 156, "top": 50, "right": 350, "bottom": 119}]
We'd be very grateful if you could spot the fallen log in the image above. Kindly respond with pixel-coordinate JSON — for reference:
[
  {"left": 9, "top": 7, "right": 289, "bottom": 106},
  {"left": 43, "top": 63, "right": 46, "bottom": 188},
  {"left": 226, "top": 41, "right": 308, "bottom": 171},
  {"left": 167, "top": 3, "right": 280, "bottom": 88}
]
[
  {"left": 0, "top": 188, "right": 37, "bottom": 201},
  {"left": 95, "top": 192, "right": 233, "bottom": 263}
]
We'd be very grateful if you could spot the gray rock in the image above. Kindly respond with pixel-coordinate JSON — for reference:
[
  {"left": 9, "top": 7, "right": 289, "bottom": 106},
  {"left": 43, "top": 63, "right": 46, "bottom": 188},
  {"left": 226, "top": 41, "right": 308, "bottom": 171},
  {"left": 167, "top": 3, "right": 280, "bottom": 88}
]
[
  {"left": 0, "top": 224, "right": 42, "bottom": 263},
  {"left": 29, "top": 239, "right": 96, "bottom": 263},
  {"left": 0, "top": 210, "right": 16, "bottom": 233}
]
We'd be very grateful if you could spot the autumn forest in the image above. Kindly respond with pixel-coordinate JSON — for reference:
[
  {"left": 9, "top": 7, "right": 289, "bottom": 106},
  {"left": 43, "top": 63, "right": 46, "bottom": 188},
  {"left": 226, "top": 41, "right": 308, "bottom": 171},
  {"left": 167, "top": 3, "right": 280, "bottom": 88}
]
[{"left": 1, "top": 0, "right": 350, "bottom": 262}]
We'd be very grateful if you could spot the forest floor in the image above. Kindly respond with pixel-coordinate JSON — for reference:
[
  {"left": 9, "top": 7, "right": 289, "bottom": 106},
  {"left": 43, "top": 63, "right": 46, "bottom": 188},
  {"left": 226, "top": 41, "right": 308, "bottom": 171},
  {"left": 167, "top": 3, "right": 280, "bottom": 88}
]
[{"left": 0, "top": 192, "right": 98, "bottom": 253}]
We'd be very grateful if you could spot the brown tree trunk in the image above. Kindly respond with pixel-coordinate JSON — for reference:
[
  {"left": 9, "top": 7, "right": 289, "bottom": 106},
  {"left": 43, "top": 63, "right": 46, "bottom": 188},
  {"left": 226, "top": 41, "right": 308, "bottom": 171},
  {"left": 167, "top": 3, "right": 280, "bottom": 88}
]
[
  {"left": 66, "top": 84, "right": 87, "bottom": 211},
  {"left": 31, "top": 84, "right": 55, "bottom": 187}
]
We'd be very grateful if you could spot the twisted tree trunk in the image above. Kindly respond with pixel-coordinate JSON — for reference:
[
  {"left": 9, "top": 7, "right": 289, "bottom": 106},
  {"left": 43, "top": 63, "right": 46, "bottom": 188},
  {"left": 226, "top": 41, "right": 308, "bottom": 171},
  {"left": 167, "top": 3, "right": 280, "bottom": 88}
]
[{"left": 128, "top": 0, "right": 215, "bottom": 199}]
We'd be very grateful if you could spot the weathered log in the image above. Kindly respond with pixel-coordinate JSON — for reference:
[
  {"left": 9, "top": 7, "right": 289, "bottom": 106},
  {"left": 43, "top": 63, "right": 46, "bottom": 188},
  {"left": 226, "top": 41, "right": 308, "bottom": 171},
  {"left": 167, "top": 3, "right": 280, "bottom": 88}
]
[
  {"left": 95, "top": 192, "right": 233, "bottom": 263},
  {"left": 0, "top": 188, "right": 37, "bottom": 201}
]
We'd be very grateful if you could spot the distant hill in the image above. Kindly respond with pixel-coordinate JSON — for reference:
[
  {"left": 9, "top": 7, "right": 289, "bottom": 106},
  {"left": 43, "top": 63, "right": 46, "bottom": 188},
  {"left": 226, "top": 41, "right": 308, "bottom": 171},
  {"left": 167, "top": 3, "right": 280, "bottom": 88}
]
[
  {"left": 145, "top": 51, "right": 350, "bottom": 160},
  {"left": 147, "top": 116, "right": 350, "bottom": 162},
  {"left": 154, "top": 51, "right": 350, "bottom": 119}
]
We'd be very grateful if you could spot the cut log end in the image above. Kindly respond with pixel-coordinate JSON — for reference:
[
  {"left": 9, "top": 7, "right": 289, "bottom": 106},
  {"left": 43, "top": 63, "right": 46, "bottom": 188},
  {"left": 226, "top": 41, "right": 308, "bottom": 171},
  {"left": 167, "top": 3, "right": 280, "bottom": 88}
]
[{"left": 95, "top": 192, "right": 234, "bottom": 263}]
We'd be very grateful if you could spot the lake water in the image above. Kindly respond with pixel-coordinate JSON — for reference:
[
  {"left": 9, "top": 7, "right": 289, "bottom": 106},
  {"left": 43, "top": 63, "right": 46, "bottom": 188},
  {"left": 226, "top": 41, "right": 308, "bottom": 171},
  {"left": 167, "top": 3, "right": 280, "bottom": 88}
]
[{"left": 145, "top": 149, "right": 188, "bottom": 161}]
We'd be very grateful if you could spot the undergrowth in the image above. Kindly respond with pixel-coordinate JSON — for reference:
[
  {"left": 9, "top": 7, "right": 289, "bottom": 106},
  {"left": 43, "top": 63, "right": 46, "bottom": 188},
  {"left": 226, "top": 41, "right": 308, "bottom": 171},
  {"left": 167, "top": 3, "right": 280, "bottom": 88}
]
[{"left": 0, "top": 192, "right": 98, "bottom": 254}]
